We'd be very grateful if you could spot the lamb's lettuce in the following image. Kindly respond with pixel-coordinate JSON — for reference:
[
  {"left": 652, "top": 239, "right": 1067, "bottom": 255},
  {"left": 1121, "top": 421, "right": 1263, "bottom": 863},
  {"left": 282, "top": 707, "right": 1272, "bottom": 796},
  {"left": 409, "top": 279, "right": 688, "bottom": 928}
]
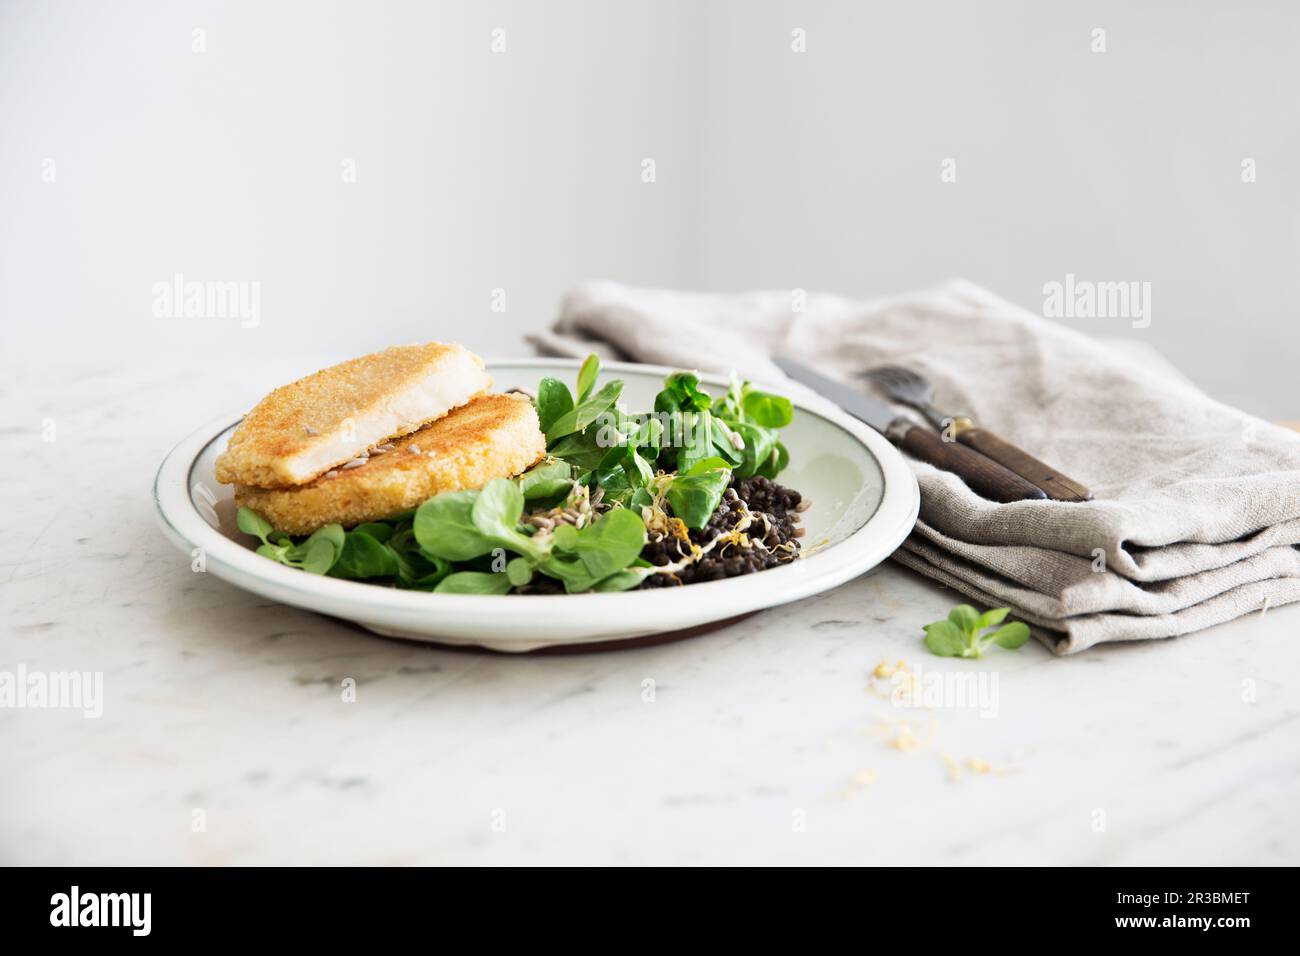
[
  {"left": 923, "top": 605, "right": 1031, "bottom": 658},
  {"left": 412, "top": 477, "right": 648, "bottom": 593},
  {"left": 666, "top": 458, "right": 733, "bottom": 530}
]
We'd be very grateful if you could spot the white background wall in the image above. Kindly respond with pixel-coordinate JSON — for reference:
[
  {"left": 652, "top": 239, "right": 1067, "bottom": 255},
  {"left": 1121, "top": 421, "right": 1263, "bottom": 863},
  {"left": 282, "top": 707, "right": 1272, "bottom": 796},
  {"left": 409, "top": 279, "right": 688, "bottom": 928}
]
[
  {"left": 2, "top": 1, "right": 1297, "bottom": 415},
  {"left": 0, "top": 1, "right": 696, "bottom": 369}
]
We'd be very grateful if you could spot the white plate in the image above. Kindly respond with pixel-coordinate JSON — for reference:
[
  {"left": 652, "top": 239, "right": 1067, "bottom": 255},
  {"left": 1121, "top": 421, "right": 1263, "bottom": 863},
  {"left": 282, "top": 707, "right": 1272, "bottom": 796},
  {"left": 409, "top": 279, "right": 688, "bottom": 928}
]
[{"left": 153, "top": 359, "right": 919, "bottom": 652}]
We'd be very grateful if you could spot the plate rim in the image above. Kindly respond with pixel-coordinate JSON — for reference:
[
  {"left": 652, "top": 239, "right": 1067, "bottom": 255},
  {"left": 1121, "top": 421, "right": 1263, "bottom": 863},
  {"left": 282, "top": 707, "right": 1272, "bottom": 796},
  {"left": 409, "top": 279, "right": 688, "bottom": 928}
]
[{"left": 153, "top": 357, "right": 919, "bottom": 645}]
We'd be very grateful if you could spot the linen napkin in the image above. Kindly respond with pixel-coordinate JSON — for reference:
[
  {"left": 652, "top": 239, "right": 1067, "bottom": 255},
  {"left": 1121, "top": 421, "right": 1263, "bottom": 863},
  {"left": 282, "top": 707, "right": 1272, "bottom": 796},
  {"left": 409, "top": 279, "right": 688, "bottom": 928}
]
[{"left": 528, "top": 279, "right": 1300, "bottom": 654}]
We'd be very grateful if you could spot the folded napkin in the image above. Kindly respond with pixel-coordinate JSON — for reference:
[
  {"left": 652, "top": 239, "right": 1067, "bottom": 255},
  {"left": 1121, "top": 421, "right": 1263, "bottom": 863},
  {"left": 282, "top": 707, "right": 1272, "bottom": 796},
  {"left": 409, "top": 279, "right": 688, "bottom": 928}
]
[{"left": 529, "top": 279, "right": 1300, "bottom": 654}]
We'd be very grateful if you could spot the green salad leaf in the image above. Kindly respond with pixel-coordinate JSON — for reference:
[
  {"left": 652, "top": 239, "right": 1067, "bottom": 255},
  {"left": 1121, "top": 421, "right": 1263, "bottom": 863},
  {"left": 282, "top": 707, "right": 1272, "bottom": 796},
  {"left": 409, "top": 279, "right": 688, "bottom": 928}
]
[
  {"left": 666, "top": 458, "right": 733, "bottom": 530},
  {"left": 534, "top": 377, "right": 574, "bottom": 434},
  {"left": 410, "top": 476, "right": 649, "bottom": 593},
  {"left": 537, "top": 356, "right": 625, "bottom": 445},
  {"left": 435, "top": 571, "right": 513, "bottom": 595},
  {"left": 576, "top": 353, "right": 600, "bottom": 403},
  {"left": 708, "top": 373, "right": 794, "bottom": 479},
  {"left": 741, "top": 389, "right": 794, "bottom": 429},
  {"left": 413, "top": 490, "right": 497, "bottom": 562},
  {"left": 923, "top": 604, "right": 1031, "bottom": 658},
  {"left": 237, "top": 507, "right": 275, "bottom": 541},
  {"left": 655, "top": 371, "right": 712, "bottom": 413},
  {"left": 240, "top": 507, "right": 346, "bottom": 575},
  {"left": 729, "top": 421, "right": 774, "bottom": 478},
  {"left": 590, "top": 566, "right": 652, "bottom": 592},
  {"left": 414, "top": 479, "right": 545, "bottom": 564},
  {"left": 389, "top": 528, "right": 451, "bottom": 589},
  {"left": 546, "top": 428, "right": 608, "bottom": 471},
  {"left": 517, "top": 459, "right": 574, "bottom": 501},
  {"left": 536, "top": 506, "right": 647, "bottom": 592},
  {"left": 330, "top": 531, "right": 399, "bottom": 579},
  {"left": 353, "top": 522, "right": 393, "bottom": 543},
  {"left": 593, "top": 443, "right": 654, "bottom": 502},
  {"left": 544, "top": 380, "right": 623, "bottom": 443}
]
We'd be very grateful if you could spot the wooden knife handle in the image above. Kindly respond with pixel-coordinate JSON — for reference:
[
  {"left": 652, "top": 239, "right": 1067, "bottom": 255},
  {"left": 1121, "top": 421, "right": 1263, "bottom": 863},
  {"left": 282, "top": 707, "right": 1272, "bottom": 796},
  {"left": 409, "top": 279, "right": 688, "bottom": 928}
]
[
  {"left": 898, "top": 426, "right": 1047, "bottom": 502},
  {"left": 956, "top": 427, "right": 1093, "bottom": 502}
]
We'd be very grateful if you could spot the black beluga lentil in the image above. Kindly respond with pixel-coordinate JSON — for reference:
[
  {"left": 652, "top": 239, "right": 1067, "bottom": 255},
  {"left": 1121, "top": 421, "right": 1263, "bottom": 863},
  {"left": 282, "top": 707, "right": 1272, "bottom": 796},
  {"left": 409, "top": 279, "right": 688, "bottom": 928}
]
[{"left": 638, "top": 476, "right": 803, "bottom": 588}]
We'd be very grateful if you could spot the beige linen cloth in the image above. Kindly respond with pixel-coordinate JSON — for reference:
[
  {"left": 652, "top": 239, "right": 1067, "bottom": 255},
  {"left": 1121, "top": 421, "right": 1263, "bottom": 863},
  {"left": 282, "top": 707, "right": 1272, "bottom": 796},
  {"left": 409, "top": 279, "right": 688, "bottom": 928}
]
[{"left": 529, "top": 279, "right": 1300, "bottom": 654}]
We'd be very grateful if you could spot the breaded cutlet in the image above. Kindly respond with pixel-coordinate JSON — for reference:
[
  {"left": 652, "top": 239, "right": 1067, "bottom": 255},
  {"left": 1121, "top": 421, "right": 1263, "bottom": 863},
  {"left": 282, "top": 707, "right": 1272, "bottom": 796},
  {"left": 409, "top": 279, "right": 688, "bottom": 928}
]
[
  {"left": 215, "top": 342, "right": 490, "bottom": 489},
  {"left": 235, "top": 393, "right": 547, "bottom": 534}
]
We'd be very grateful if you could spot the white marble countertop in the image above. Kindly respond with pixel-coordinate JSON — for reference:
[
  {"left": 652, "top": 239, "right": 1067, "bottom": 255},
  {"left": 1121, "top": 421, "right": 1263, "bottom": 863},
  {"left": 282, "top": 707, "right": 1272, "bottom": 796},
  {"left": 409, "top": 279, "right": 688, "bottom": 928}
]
[{"left": 3, "top": 358, "right": 1297, "bottom": 866}]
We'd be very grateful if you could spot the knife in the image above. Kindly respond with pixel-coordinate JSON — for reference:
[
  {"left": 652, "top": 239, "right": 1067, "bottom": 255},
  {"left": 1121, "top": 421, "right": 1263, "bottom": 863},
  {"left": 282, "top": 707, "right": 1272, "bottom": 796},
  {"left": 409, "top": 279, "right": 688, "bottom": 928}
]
[{"left": 773, "top": 357, "right": 1047, "bottom": 503}]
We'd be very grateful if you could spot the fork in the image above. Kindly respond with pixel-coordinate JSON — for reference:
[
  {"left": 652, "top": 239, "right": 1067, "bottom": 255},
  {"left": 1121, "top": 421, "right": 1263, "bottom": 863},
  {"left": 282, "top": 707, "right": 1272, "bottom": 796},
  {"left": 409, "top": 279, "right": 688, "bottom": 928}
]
[{"left": 863, "top": 365, "right": 1093, "bottom": 502}]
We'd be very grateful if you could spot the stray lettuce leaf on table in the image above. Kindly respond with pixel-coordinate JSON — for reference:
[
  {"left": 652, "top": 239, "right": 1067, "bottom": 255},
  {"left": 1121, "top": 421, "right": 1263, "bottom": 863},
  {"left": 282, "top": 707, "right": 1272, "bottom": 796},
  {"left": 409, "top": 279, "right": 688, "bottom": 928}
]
[{"left": 923, "top": 605, "right": 1031, "bottom": 658}]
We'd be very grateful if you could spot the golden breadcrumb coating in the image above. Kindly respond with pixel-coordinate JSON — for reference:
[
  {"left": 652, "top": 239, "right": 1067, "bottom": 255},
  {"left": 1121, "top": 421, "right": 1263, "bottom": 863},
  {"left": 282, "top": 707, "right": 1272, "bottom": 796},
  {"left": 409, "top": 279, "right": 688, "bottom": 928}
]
[
  {"left": 215, "top": 342, "right": 490, "bottom": 488},
  {"left": 235, "top": 393, "right": 546, "bottom": 534}
]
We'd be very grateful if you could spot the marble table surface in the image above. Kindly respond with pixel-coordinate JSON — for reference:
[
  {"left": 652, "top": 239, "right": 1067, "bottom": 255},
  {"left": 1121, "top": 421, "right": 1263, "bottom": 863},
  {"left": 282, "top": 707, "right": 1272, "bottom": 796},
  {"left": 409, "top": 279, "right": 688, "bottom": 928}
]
[{"left": 3, "top": 357, "right": 1297, "bottom": 866}]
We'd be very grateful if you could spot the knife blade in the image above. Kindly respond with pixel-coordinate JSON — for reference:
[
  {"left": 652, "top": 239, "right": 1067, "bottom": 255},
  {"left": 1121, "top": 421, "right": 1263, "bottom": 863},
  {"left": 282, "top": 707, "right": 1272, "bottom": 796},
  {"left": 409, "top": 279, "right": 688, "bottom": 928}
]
[{"left": 773, "top": 357, "right": 1046, "bottom": 503}]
